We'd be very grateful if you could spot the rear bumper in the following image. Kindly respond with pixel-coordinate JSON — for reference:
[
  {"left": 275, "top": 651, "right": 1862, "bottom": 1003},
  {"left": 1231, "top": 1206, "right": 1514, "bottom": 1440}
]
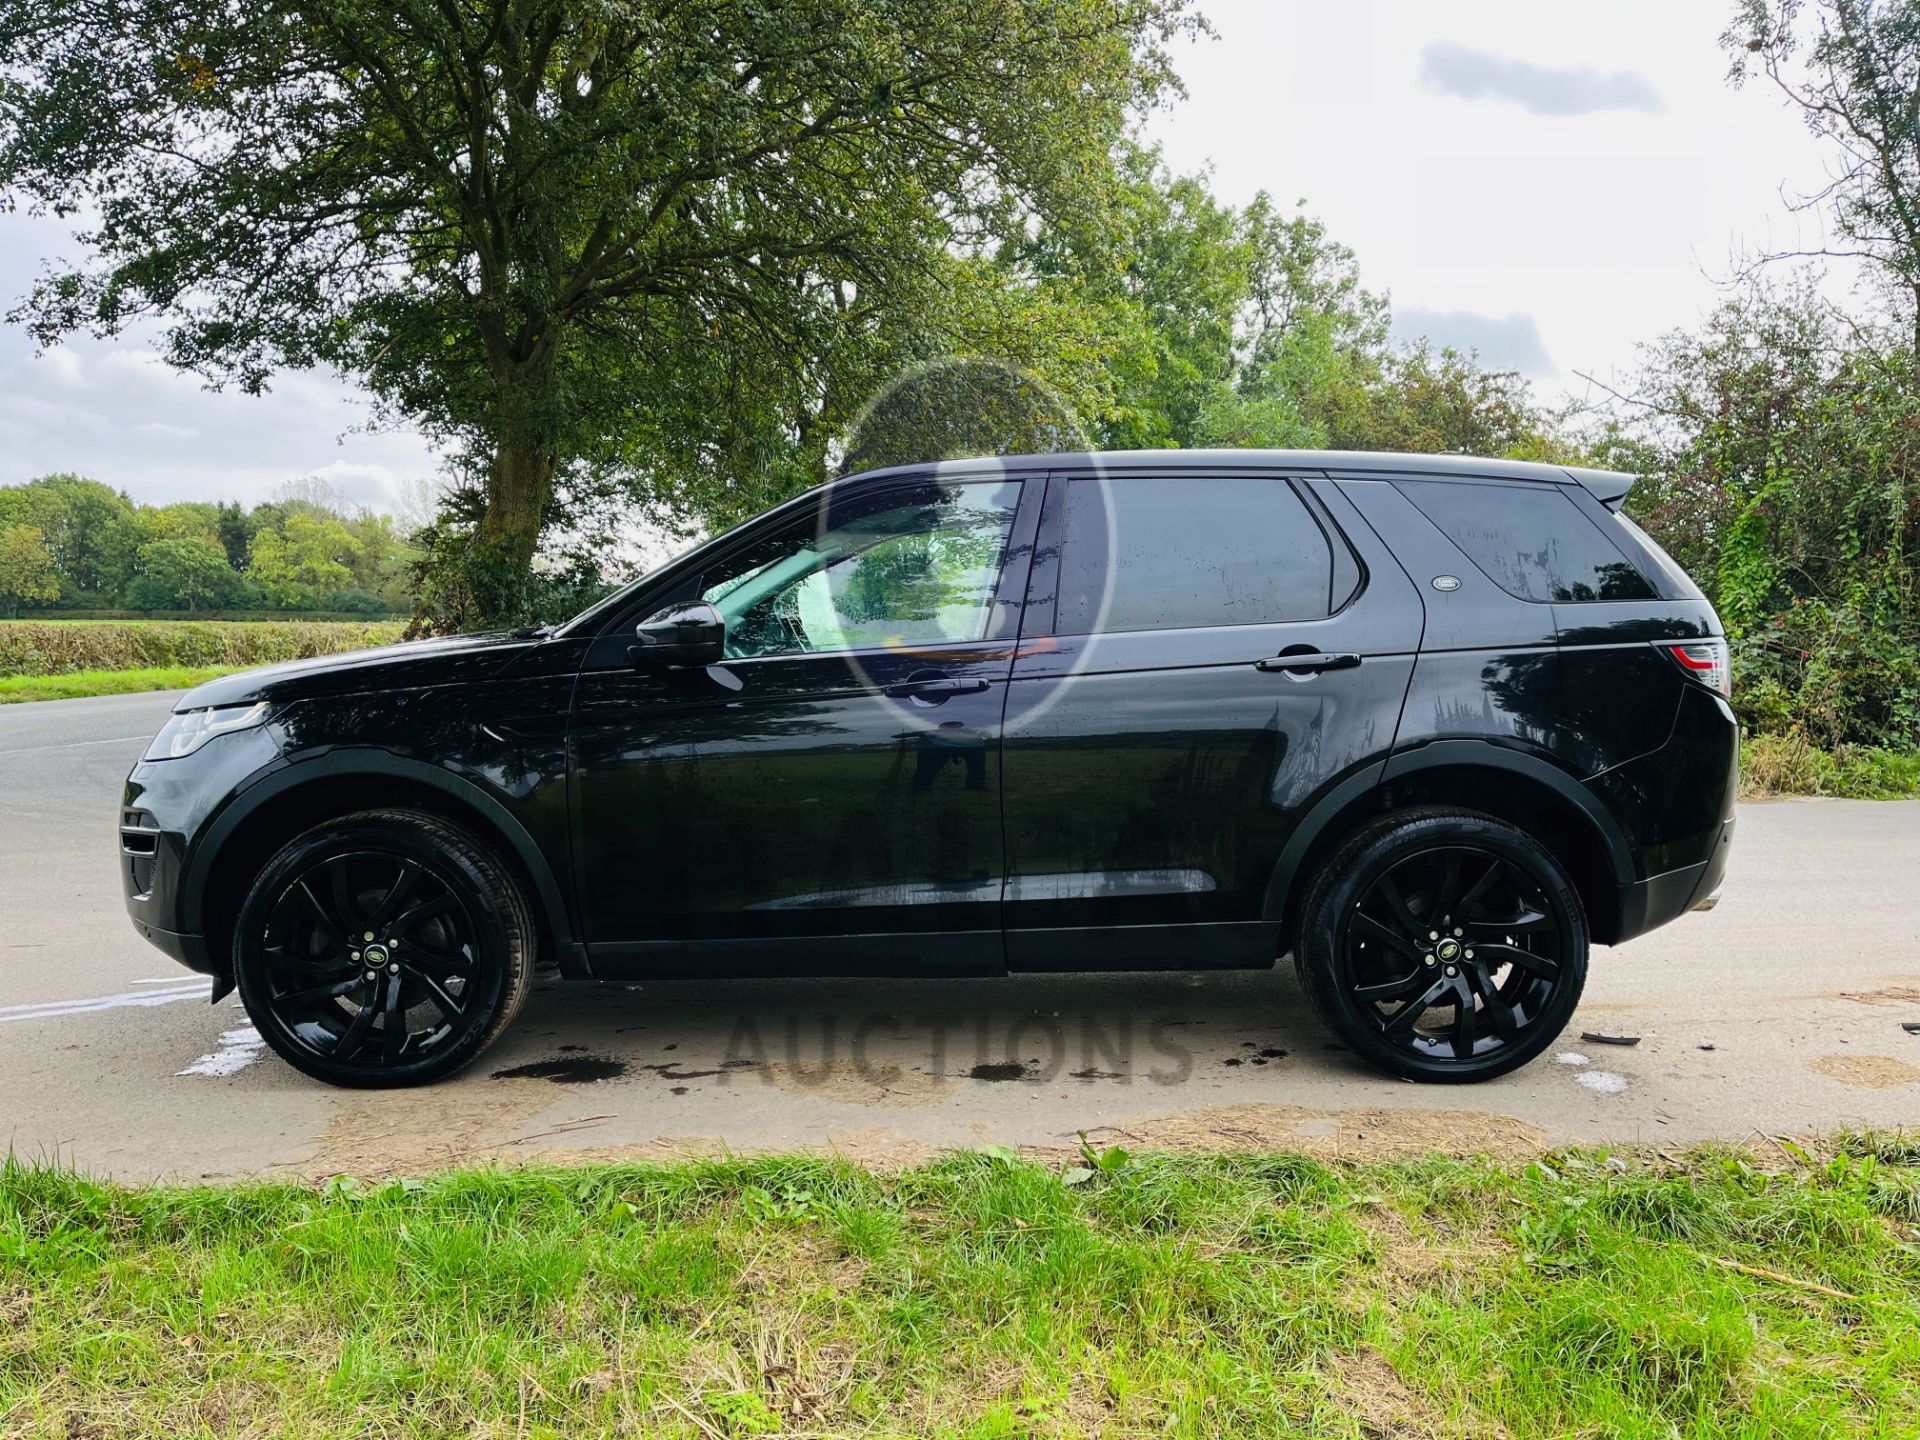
[{"left": 1613, "top": 814, "right": 1735, "bottom": 944}]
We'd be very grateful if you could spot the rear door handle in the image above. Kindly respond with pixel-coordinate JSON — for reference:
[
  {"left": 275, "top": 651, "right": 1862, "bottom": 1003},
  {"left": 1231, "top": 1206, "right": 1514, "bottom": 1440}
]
[{"left": 1254, "top": 652, "right": 1362, "bottom": 675}]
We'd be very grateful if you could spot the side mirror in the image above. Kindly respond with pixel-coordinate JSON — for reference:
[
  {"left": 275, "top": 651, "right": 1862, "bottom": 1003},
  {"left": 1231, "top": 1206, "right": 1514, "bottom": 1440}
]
[{"left": 631, "top": 601, "right": 726, "bottom": 669}]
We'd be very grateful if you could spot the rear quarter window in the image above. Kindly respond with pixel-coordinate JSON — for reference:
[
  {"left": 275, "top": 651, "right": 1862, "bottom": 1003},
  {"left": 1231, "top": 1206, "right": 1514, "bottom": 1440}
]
[{"left": 1395, "top": 479, "right": 1654, "bottom": 603}]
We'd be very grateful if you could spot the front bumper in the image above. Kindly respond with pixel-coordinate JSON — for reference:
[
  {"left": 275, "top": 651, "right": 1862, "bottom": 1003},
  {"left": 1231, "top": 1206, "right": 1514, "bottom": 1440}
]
[
  {"left": 129, "top": 918, "right": 219, "bottom": 975},
  {"left": 121, "top": 725, "right": 284, "bottom": 976}
]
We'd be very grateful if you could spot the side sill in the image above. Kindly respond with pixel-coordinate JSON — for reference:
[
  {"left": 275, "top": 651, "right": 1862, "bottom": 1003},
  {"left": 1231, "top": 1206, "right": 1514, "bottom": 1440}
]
[
  {"left": 587, "top": 931, "right": 1006, "bottom": 981},
  {"left": 1006, "top": 921, "right": 1279, "bottom": 972}
]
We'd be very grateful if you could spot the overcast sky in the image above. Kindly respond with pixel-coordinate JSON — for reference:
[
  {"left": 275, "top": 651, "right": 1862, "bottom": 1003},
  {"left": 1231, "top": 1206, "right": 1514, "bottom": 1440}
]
[{"left": 0, "top": 0, "right": 1846, "bottom": 511}]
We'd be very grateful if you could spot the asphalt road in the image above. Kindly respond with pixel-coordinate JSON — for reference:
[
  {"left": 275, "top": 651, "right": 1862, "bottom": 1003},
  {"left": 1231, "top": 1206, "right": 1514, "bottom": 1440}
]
[{"left": 3, "top": 690, "right": 1918, "bottom": 1182}]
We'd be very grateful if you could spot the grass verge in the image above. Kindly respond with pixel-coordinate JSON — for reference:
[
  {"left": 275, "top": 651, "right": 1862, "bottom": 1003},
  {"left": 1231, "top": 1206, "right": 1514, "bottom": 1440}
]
[
  {"left": 4, "top": 1137, "right": 1918, "bottom": 1437},
  {"left": 0, "top": 665, "right": 243, "bottom": 704},
  {"left": 1741, "top": 733, "right": 1920, "bottom": 800}
]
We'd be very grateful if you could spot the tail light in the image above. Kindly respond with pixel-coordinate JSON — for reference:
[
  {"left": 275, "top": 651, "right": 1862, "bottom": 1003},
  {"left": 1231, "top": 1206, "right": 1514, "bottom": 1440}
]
[{"left": 1664, "top": 640, "right": 1731, "bottom": 699}]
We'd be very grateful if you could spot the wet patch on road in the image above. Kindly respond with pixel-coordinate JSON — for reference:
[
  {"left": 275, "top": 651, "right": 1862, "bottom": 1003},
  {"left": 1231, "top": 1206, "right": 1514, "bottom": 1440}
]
[
  {"left": 967, "top": 1061, "right": 1030, "bottom": 1082},
  {"left": 634, "top": 1058, "right": 760, "bottom": 1082},
  {"left": 1223, "top": 1043, "right": 1289, "bottom": 1067},
  {"left": 490, "top": 1056, "right": 629, "bottom": 1085}
]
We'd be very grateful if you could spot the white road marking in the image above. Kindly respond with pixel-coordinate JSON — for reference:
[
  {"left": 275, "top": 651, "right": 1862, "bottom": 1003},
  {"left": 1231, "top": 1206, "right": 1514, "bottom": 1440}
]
[
  {"left": 0, "top": 982, "right": 206, "bottom": 1024},
  {"left": 178, "top": 1026, "right": 266, "bottom": 1077},
  {"left": 0, "top": 735, "right": 153, "bottom": 757}
]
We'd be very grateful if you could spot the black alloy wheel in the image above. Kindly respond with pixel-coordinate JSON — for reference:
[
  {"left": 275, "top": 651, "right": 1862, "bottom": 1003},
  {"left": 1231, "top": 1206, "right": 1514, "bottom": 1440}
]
[
  {"left": 233, "top": 809, "right": 532, "bottom": 1087},
  {"left": 1295, "top": 808, "right": 1588, "bottom": 1082}
]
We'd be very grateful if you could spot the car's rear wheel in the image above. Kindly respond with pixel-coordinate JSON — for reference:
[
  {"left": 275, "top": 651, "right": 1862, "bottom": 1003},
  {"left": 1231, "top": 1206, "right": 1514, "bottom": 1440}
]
[
  {"left": 1294, "top": 807, "right": 1587, "bottom": 1082},
  {"left": 233, "top": 808, "right": 533, "bottom": 1087}
]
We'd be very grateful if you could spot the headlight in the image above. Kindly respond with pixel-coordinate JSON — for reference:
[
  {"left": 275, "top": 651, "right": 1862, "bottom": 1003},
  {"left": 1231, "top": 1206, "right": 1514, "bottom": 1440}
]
[{"left": 144, "top": 702, "right": 272, "bottom": 760}]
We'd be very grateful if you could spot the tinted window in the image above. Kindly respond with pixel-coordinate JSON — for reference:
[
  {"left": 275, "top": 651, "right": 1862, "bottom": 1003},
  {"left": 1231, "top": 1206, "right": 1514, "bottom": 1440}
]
[
  {"left": 1055, "top": 477, "right": 1333, "bottom": 635},
  {"left": 702, "top": 481, "right": 1020, "bottom": 658},
  {"left": 1396, "top": 479, "right": 1654, "bottom": 603}
]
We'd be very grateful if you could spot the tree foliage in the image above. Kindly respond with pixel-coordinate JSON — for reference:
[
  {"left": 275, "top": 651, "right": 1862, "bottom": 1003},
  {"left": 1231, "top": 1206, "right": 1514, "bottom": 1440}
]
[
  {"left": 0, "top": 524, "right": 60, "bottom": 616},
  {"left": 248, "top": 513, "right": 366, "bottom": 611},
  {"left": 0, "top": 0, "right": 1196, "bottom": 628},
  {"left": 1615, "top": 284, "right": 1920, "bottom": 747},
  {"left": 1727, "top": 0, "right": 1920, "bottom": 342},
  {"left": 128, "top": 538, "right": 243, "bottom": 613},
  {"left": 0, "top": 476, "right": 414, "bottom": 614}
]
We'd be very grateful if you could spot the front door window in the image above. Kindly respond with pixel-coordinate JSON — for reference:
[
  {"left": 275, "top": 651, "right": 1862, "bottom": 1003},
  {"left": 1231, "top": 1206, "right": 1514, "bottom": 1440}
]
[{"left": 701, "top": 481, "right": 1022, "bottom": 659}]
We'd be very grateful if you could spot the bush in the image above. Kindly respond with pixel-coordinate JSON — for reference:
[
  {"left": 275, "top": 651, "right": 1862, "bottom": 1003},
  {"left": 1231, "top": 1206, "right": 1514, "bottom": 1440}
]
[
  {"left": 0, "top": 619, "right": 404, "bottom": 679},
  {"left": 1740, "top": 733, "right": 1920, "bottom": 799}
]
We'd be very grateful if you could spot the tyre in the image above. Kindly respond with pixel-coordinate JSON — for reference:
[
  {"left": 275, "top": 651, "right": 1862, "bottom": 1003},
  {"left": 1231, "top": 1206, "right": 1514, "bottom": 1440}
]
[
  {"left": 232, "top": 808, "right": 534, "bottom": 1087},
  {"left": 1294, "top": 807, "right": 1587, "bottom": 1083}
]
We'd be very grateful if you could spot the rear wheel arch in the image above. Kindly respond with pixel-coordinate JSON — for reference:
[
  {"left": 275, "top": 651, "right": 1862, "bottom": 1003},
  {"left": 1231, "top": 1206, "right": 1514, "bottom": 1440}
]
[
  {"left": 1269, "top": 749, "right": 1628, "bottom": 948},
  {"left": 186, "top": 753, "right": 576, "bottom": 977}
]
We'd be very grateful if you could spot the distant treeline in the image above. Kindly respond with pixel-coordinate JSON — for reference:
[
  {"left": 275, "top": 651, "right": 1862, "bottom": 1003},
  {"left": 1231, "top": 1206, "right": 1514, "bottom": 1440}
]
[{"left": 0, "top": 475, "right": 413, "bottom": 618}]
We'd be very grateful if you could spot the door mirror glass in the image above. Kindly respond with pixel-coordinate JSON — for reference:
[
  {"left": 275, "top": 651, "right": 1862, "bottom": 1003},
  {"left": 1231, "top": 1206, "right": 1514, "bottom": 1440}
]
[{"left": 633, "top": 601, "right": 726, "bottom": 668}]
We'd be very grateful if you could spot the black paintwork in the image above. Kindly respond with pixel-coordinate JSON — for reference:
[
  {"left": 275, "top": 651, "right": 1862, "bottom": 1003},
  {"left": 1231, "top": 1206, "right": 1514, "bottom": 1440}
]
[{"left": 122, "top": 449, "right": 1738, "bottom": 987}]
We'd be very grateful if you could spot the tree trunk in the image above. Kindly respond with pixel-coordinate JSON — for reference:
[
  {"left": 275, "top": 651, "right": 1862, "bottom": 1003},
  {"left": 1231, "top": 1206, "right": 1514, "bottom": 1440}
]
[
  {"left": 455, "top": 435, "right": 558, "bottom": 628},
  {"left": 476, "top": 438, "right": 557, "bottom": 576}
]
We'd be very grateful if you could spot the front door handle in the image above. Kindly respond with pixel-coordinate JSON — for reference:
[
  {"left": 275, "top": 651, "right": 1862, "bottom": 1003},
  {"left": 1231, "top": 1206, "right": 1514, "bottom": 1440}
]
[
  {"left": 1254, "top": 651, "right": 1362, "bottom": 675},
  {"left": 883, "top": 674, "right": 992, "bottom": 702}
]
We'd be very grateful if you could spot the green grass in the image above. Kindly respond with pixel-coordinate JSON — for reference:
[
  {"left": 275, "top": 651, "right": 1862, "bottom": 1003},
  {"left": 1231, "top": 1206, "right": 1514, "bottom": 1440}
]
[
  {"left": 1741, "top": 734, "right": 1920, "bottom": 800},
  {"left": 4, "top": 1138, "right": 1918, "bottom": 1437},
  {"left": 0, "top": 665, "right": 244, "bottom": 704}
]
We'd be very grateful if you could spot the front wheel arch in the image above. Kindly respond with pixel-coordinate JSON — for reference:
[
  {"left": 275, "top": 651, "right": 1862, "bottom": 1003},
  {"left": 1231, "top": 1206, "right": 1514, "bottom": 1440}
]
[{"left": 187, "top": 753, "right": 577, "bottom": 977}]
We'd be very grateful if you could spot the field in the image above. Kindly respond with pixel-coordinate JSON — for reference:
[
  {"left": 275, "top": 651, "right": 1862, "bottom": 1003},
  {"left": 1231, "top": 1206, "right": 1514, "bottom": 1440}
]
[{"left": 3, "top": 1138, "right": 1917, "bottom": 1438}]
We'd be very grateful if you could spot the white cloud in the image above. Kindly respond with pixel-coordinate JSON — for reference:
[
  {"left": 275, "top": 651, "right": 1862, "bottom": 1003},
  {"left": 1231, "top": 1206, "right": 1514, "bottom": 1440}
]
[
  {"left": 1418, "top": 41, "right": 1664, "bottom": 117},
  {"left": 1148, "top": 0, "right": 1847, "bottom": 400},
  {"left": 0, "top": 209, "right": 442, "bottom": 510},
  {"left": 1391, "top": 308, "right": 1557, "bottom": 378}
]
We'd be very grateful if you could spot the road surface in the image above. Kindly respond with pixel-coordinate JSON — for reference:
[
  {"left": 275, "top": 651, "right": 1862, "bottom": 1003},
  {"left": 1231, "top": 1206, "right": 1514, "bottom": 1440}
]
[{"left": 2, "top": 691, "right": 1917, "bottom": 1182}]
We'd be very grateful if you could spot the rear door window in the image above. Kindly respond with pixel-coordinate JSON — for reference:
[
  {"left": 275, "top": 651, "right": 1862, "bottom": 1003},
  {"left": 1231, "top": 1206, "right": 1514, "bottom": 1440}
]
[
  {"left": 1055, "top": 476, "right": 1333, "bottom": 635},
  {"left": 1395, "top": 479, "right": 1653, "bottom": 603}
]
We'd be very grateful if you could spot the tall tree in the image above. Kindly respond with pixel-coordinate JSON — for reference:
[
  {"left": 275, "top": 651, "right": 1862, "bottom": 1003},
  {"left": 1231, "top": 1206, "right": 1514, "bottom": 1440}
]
[
  {"left": 0, "top": 524, "right": 59, "bottom": 616},
  {"left": 129, "top": 537, "right": 242, "bottom": 613},
  {"left": 0, "top": 475, "right": 140, "bottom": 601},
  {"left": 249, "top": 513, "right": 364, "bottom": 610},
  {"left": 1727, "top": 0, "right": 1920, "bottom": 344},
  {"left": 0, "top": 0, "right": 1193, "bottom": 626}
]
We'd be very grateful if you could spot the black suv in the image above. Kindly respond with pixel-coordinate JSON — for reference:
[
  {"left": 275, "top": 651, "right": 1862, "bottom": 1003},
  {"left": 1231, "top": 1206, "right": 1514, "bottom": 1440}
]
[{"left": 123, "top": 451, "right": 1736, "bottom": 1087}]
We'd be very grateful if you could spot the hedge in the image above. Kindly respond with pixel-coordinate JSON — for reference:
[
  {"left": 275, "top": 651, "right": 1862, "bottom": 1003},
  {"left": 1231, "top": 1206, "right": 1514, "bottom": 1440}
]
[
  {"left": 0, "top": 620, "right": 406, "bottom": 678},
  {"left": 23, "top": 609, "right": 405, "bottom": 623}
]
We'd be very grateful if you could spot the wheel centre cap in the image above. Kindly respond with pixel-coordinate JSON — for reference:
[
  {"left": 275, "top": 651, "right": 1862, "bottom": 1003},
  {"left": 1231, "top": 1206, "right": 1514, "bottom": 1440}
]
[
  {"left": 364, "top": 943, "right": 390, "bottom": 967},
  {"left": 1436, "top": 938, "right": 1461, "bottom": 962}
]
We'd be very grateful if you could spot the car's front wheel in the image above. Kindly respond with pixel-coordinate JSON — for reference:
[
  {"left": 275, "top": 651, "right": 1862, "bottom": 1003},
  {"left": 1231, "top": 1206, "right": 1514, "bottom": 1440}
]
[
  {"left": 1294, "top": 807, "right": 1588, "bottom": 1082},
  {"left": 233, "top": 808, "right": 533, "bottom": 1087}
]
